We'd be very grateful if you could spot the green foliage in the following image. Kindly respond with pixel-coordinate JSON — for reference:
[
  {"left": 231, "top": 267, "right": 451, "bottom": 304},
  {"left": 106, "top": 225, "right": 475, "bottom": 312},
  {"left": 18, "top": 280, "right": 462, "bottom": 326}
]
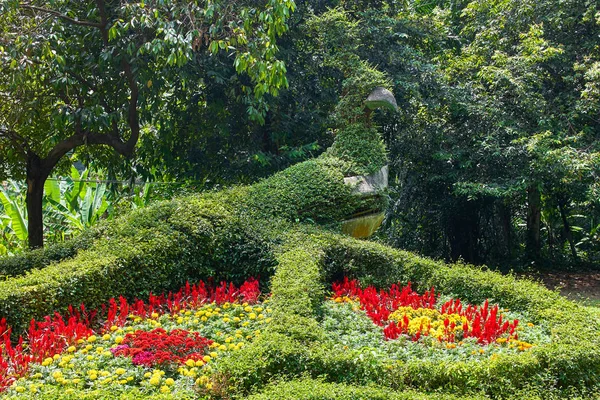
[
  {"left": 326, "top": 124, "right": 388, "bottom": 175},
  {"left": 0, "top": 190, "right": 277, "bottom": 334},
  {"left": 245, "top": 378, "right": 484, "bottom": 400},
  {"left": 0, "top": 229, "right": 97, "bottom": 278},
  {"left": 247, "top": 157, "right": 360, "bottom": 223}
]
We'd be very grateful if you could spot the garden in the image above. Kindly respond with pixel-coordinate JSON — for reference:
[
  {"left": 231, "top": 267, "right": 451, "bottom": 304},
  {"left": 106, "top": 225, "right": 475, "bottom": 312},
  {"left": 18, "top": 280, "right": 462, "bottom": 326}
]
[{"left": 1, "top": 0, "right": 600, "bottom": 399}]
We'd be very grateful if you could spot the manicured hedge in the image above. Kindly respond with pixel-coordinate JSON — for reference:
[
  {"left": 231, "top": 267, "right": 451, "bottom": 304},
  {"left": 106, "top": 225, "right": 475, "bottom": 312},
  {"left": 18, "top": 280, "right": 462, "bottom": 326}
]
[
  {"left": 218, "top": 229, "right": 599, "bottom": 399},
  {"left": 244, "top": 379, "right": 486, "bottom": 400},
  {"left": 0, "top": 191, "right": 277, "bottom": 334},
  {"left": 0, "top": 229, "right": 97, "bottom": 278}
]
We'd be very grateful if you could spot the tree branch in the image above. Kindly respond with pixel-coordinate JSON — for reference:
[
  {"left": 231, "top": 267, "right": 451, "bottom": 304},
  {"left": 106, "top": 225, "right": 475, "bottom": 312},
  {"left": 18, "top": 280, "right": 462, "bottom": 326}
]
[
  {"left": 42, "top": 130, "right": 135, "bottom": 172},
  {"left": 20, "top": 4, "right": 103, "bottom": 28},
  {"left": 0, "top": 127, "right": 30, "bottom": 158}
]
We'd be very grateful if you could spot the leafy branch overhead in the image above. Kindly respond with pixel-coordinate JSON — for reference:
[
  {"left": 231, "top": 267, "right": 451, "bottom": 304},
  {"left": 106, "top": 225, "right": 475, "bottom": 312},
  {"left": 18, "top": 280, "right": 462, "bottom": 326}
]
[{"left": 0, "top": 0, "right": 294, "bottom": 248}]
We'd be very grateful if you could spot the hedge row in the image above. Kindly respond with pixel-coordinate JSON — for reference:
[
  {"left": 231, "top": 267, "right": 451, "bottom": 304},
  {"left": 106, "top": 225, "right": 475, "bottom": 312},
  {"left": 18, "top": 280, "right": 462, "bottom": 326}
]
[
  {"left": 244, "top": 379, "right": 486, "bottom": 400},
  {"left": 0, "top": 191, "right": 277, "bottom": 334},
  {"left": 218, "top": 228, "right": 600, "bottom": 399},
  {"left": 0, "top": 229, "right": 97, "bottom": 279}
]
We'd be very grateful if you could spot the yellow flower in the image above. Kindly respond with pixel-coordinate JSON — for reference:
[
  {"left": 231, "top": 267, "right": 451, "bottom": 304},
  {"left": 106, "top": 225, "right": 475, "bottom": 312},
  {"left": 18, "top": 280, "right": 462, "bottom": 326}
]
[
  {"left": 165, "top": 378, "right": 175, "bottom": 386},
  {"left": 110, "top": 325, "right": 118, "bottom": 331},
  {"left": 244, "top": 306, "right": 253, "bottom": 313},
  {"left": 218, "top": 345, "right": 227, "bottom": 351},
  {"left": 144, "top": 372, "right": 152, "bottom": 378},
  {"left": 87, "top": 335, "right": 97, "bottom": 343},
  {"left": 210, "top": 352, "right": 218, "bottom": 358},
  {"left": 149, "top": 376, "right": 161, "bottom": 386},
  {"left": 102, "top": 334, "right": 111, "bottom": 341},
  {"left": 185, "top": 359, "right": 196, "bottom": 367},
  {"left": 115, "top": 368, "right": 126, "bottom": 376},
  {"left": 202, "top": 355, "right": 211, "bottom": 362},
  {"left": 151, "top": 312, "right": 159, "bottom": 319},
  {"left": 15, "top": 386, "right": 25, "bottom": 393},
  {"left": 42, "top": 357, "right": 53, "bottom": 366},
  {"left": 195, "top": 360, "right": 205, "bottom": 367},
  {"left": 114, "top": 336, "right": 124, "bottom": 344},
  {"left": 89, "top": 374, "right": 98, "bottom": 381},
  {"left": 160, "top": 385, "right": 171, "bottom": 393}
]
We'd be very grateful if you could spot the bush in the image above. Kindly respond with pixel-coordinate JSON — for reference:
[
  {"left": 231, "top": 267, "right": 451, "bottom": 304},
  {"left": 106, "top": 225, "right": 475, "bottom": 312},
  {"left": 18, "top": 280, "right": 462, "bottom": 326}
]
[
  {"left": 325, "top": 123, "right": 387, "bottom": 176},
  {"left": 245, "top": 378, "right": 485, "bottom": 400},
  {"left": 0, "top": 229, "right": 97, "bottom": 278},
  {"left": 0, "top": 191, "right": 277, "bottom": 334}
]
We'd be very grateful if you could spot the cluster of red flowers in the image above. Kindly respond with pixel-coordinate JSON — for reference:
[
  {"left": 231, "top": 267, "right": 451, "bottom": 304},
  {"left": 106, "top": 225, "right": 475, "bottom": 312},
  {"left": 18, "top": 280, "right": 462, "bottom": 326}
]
[
  {"left": 333, "top": 278, "right": 519, "bottom": 344},
  {"left": 111, "top": 328, "right": 213, "bottom": 368},
  {"left": 0, "top": 278, "right": 261, "bottom": 392},
  {"left": 332, "top": 278, "right": 437, "bottom": 324}
]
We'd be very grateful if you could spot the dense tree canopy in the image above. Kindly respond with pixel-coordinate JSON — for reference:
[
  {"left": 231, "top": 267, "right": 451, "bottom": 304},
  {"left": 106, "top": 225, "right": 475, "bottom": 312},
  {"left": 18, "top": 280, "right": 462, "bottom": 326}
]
[
  {"left": 0, "top": 0, "right": 294, "bottom": 248},
  {"left": 0, "top": 0, "right": 598, "bottom": 269}
]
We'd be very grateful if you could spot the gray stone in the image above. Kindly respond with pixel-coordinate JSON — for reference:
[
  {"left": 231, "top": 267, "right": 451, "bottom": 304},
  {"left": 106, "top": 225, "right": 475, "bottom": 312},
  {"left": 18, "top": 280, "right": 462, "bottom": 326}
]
[
  {"left": 343, "top": 165, "right": 388, "bottom": 195},
  {"left": 365, "top": 87, "right": 398, "bottom": 112}
]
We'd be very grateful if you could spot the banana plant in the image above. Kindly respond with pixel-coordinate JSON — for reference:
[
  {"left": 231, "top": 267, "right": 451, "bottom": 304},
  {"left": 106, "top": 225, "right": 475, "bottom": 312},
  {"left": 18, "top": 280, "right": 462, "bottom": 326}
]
[
  {"left": 43, "top": 167, "right": 111, "bottom": 236},
  {"left": 0, "top": 182, "right": 28, "bottom": 250}
]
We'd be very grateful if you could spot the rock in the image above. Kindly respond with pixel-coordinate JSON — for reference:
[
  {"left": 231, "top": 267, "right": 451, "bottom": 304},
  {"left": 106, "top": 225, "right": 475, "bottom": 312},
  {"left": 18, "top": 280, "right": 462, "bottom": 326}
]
[
  {"left": 343, "top": 165, "right": 388, "bottom": 196},
  {"left": 365, "top": 87, "right": 398, "bottom": 112}
]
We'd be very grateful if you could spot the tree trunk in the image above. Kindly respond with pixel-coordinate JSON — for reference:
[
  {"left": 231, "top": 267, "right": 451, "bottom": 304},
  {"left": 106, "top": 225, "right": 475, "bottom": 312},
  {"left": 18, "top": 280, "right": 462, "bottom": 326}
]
[
  {"left": 26, "top": 154, "right": 48, "bottom": 249},
  {"left": 526, "top": 186, "right": 541, "bottom": 261},
  {"left": 558, "top": 200, "right": 578, "bottom": 261}
]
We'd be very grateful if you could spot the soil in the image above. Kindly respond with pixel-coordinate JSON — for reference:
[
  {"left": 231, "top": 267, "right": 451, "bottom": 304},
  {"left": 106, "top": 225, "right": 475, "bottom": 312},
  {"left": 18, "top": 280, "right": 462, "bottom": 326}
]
[{"left": 521, "top": 270, "right": 600, "bottom": 305}]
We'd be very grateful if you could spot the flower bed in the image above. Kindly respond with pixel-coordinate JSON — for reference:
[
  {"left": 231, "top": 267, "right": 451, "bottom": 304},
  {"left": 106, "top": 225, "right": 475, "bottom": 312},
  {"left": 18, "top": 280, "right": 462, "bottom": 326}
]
[
  {"left": 0, "top": 278, "right": 269, "bottom": 397},
  {"left": 326, "top": 278, "right": 547, "bottom": 360}
]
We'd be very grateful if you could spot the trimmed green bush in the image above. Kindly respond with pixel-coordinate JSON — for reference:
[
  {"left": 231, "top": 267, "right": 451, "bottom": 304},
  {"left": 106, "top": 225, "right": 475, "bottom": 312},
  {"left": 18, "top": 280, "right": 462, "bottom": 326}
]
[
  {"left": 245, "top": 378, "right": 486, "bottom": 400},
  {"left": 325, "top": 123, "right": 387, "bottom": 176},
  {"left": 0, "top": 191, "right": 277, "bottom": 334},
  {"left": 0, "top": 229, "right": 97, "bottom": 278}
]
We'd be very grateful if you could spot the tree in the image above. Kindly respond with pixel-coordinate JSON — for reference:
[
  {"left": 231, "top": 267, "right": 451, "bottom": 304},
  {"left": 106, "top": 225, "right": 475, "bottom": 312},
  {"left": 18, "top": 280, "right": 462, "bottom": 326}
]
[{"left": 0, "top": 0, "right": 294, "bottom": 248}]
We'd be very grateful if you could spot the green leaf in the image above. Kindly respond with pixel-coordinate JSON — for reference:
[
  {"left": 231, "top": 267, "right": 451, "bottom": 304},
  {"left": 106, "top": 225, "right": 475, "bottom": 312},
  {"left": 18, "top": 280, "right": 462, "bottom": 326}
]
[{"left": 0, "top": 188, "right": 28, "bottom": 241}]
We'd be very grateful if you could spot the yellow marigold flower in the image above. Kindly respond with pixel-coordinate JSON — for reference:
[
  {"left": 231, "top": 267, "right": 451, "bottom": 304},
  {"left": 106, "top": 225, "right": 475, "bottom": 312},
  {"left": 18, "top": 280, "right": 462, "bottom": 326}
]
[
  {"left": 203, "top": 355, "right": 211, "bottom": 362},
  {"left": 42, "top": 357, "right": 53, "bottom": 366},
  {"left": 77, "top": 339, "right": 85, "bottom": 344},
  {"left": 102, "top": 334, "right": 111, "bottom": 341},
  {"left": 151, "top": 312, "right": 159, "bottom": 319},
  {"left": 210, "top": 352, "right": 218, "bottom": 358},
  {"left": 110, "top": 325, "right": 118, "bottom": 331},
  {"left": 165, "top": 378, "right": 175, "bottom": 386},
  {"left": 115, "top": 336, "right": 124, "bottom": 344},
  {"left": 195, "top": 360, "right": 205, "bottom": 367},
  {"left": 72, "top": 379, "right": 81, "bottom": 384},
  {"left": 87, "top": 335, "right": 97, "bottom": 343},
  {"left": 144, "top": 372, "right": 152, "bottom": 378},
  {"left": 89, "top": 374, "right": 98, "bottom": 381},
  {"left": 115, "top": 368, "right": 126, "bottom": 376},
  {"left": 527, "top": 322, "right": 534, "bottom": 327},
  {"left": 15, "top": 386, "right": 25, "bottom": 393},
  {"left": 185, "top": 359, "right": 196, "bottom": 367},
  {"left": 53, "top": 354, "right": 61, "bottom": 360},
  {"left": 160, "top": 385, "right": 171, "bottom": 393},
  {"left": 149, "top": 376, "right": 161, "bottom": 386},
  {"left": 233, "top": 317, "right": 241, "bottom": 322},
  {"left": 219, "top": 345, "right": 227, "bottom": 351}
]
